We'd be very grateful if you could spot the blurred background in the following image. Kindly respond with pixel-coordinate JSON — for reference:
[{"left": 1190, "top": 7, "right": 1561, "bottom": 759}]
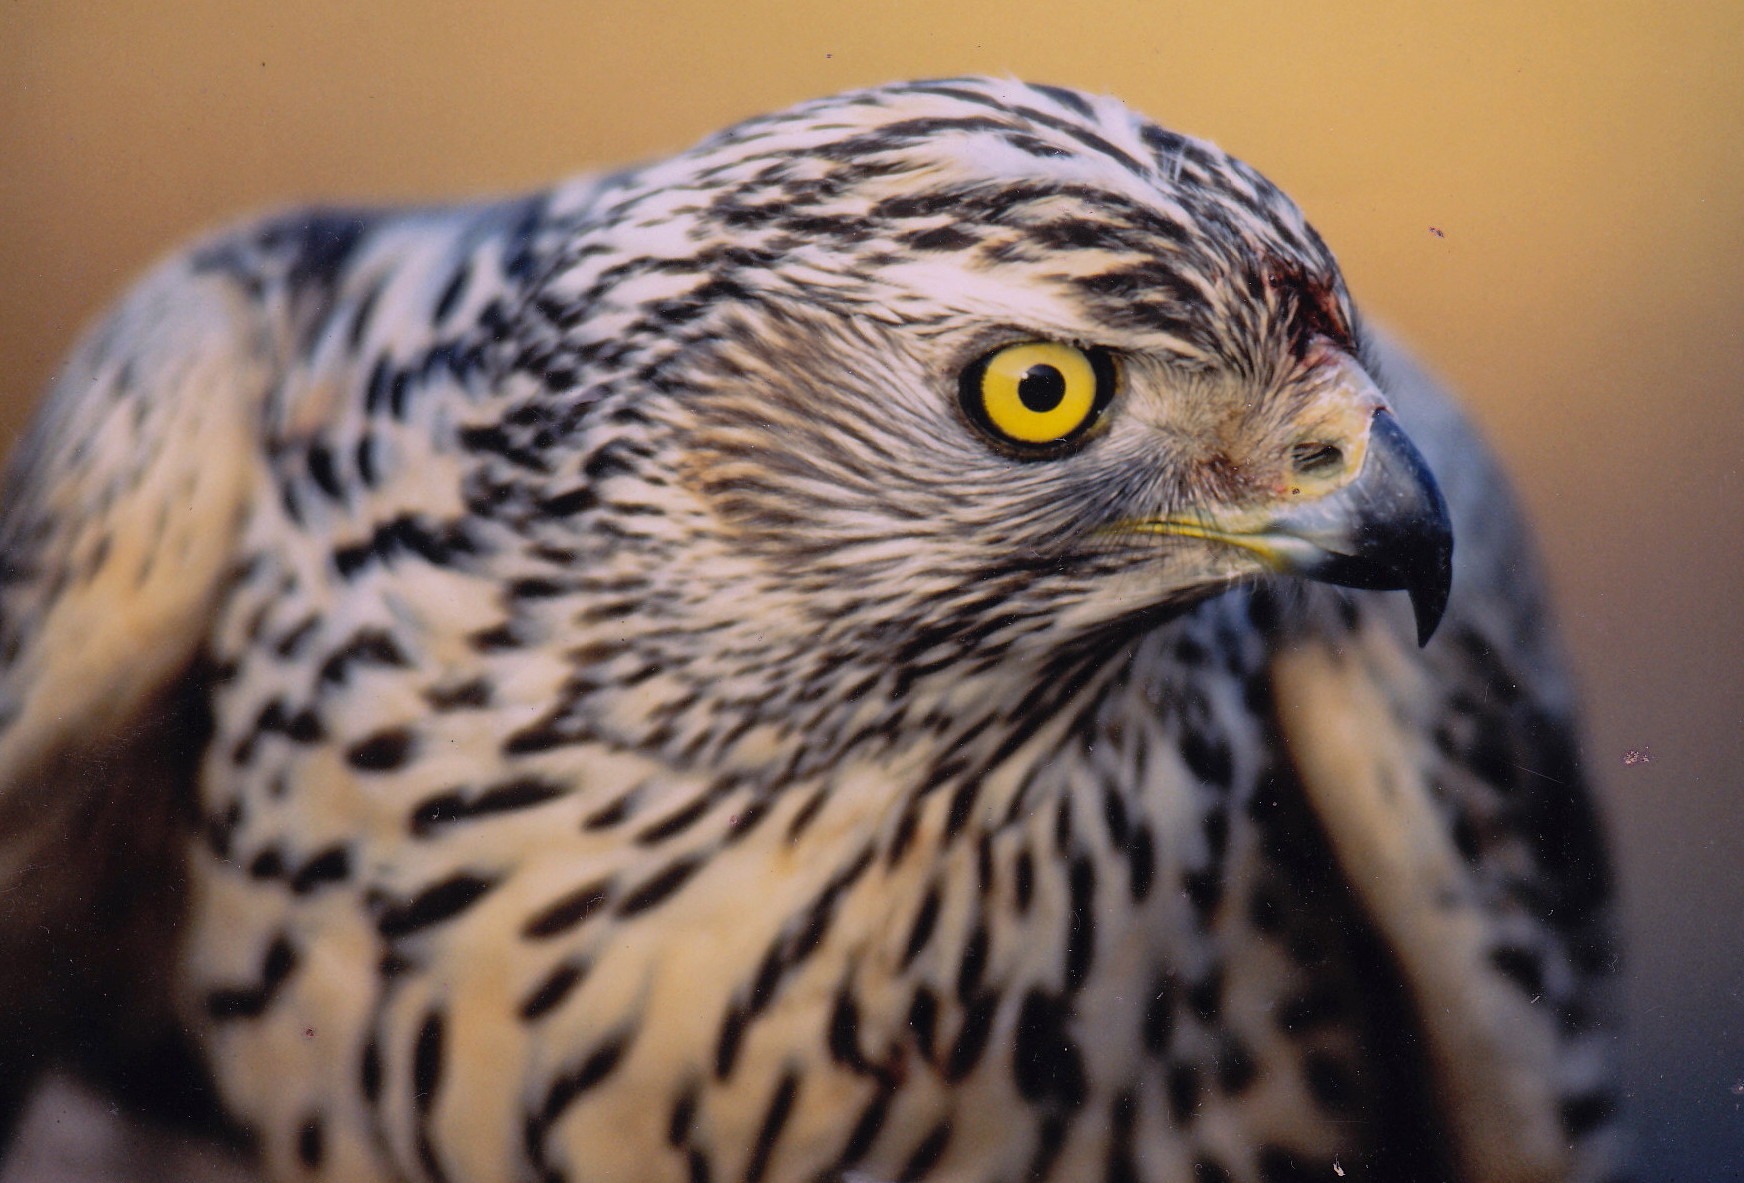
[{"left": 1, "top": 3, "right": 1740, "bottom": 1178}]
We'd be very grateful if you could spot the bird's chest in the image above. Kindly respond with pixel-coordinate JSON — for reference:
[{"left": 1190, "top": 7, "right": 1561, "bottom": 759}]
[
  {"left": 770, "top": 636, "right": 1390, "bottom": 1183},
  {"left": 588, "top": 633, "right": 1393, "bottom": 1183},
  {"left": 183, "top": 574, "right": 1389, "bottom": 1183}
]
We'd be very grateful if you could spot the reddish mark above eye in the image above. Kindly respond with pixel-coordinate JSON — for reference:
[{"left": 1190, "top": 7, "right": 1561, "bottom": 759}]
[{"left": 1262, "top": 257, "right": 1355, "bottom": 356}]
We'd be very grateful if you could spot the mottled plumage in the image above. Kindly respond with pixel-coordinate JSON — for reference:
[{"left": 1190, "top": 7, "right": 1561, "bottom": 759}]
[{"left": 0, "top": 79, "right": 1618, "bottom": 1183}]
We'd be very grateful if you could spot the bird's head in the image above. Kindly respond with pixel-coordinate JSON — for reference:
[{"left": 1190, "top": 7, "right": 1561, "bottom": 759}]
[{"left": 506, "top": 78, "right": 1452, "bottom": 732}]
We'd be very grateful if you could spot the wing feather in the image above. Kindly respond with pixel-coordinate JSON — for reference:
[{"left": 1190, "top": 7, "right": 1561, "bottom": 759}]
[
  {"left": 0, "top": 237, "right": 282, "bottom": 1107},
  {"left": 1271, "top": 333, "right": 1621, "bottom": 1183}
]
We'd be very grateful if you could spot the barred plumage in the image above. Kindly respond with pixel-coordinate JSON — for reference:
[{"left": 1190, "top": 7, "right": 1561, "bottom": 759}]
[{"left": 0, "top": 78, "right": 1618, "bottom": 1183}]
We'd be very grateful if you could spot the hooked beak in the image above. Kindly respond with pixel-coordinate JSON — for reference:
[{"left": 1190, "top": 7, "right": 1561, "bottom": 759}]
[
  {"left": 1262, "top": 410, "right": 1453, "bottom": 644},
  {"left": 1127, "top": 410, "right": 1454, "bottom": 645}
]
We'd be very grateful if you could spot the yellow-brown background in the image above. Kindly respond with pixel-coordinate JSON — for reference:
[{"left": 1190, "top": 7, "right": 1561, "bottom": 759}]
[{"left": 2, "top": 4, "right": 1739, "bottom": 1176}]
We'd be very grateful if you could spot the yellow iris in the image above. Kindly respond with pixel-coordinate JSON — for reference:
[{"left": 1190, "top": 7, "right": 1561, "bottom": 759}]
[{"left": 965, "top": 342, "right": 1107, "bottom": 447}]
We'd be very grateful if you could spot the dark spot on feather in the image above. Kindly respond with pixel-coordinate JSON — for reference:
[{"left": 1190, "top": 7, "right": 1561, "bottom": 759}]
[
  {"left": 888, "top": 804, "right": 921, "bottom": 867},
  {"left": 248, "top": 847, "right": 285, "bottom": 880},
  {"left": 360, "top": 1037, "right": 382, "bottom": 1103},
  {"left": 1064, "top": 857, "right": 1096, "bottom": 991},
  {"left": 908, "top": 985, "right": 939, "bottom": 1059},
  {"left": 319, "top": 628, "right": 408, "bottom": 685},
  {"left": 284, "top": 709, "right": 326, "bottom": 744},
  {"left": 1180, "top": 728, "right": 1233, "bottom": 788},
  {"left": 205, "top": 934, "right": 298, "bottom": 1021},
  {"left": 975, "top": 832, "right": 996, "bottom": 894},
  {"left": 944, "top": 778, "right": 981, "bottom": 841},
  {"left": 836, "top": 1084, "right": 893, "bottom": 1169},
  {"left": 1029, "top": 83, "right": 1094, "bottom": 116},
  {"left": 905, "top": 225, "right": 979, "bottom": 251},
  {"left": 901, "top": 885, "right": 942, "bottom": 969},
  {"left": 523, "top": 879, "right": 612, "bottom": 939},
  {"left": 412, "top": 776, "right": 567, "bottom": 836},
  {"left": 1142, "top": 973, "right": 1176, "bottom": 1054},
  {"left": 1126, "top": 825, "right": 1155, "bottom": 901},
  {"left": 715, "top": 1000, "right": 748, "bottom": 1080},
  {"left": 785, "top": 788, "right": 828, "bottom": 840},
  {"left": 898, "top": 1121, "right": 952, "bottom": 1182},
  {"left": 945, "top": 991, "right": 998, "bottom": 1081},
  {"left": 425, "top": 678, "right": 491, "bottom": 711},
  {"left": 1489, "top": 944, "right": 1546, "bottom": 996},
  {"left": 540, "top": 486, "right": 598, "bottom": 517},
  {"left": 668, "top": 1083, "right": 699, "bottom": 1148},
  {"left": 333, "top": 514, "right": 476, "bottom": 578},
  {"left": 1105, "top": 1089, "right": 1140, "bottom": 1183},
  {"left": 1183, "top": 867, "right": 1223, "bottom": 926},
  {"left": 1215, "top": 1035, "right": 1257, "bottom": 1094},
  {"left": 289, "top": 845, "right": 351, "bottom": 895},
  {"left": 377, "top": 873, "right": 498, "bottom": 939},
  {"left": 273, "top": 615, "right": 320, "bottom": 659},
  {"left": 1014, "top": 847, "right": 1035, "bottom": 913},
  {"left": 582, "top": 792, "right": 634, "bottom": 829},
  {"left": 743, "top": 1070, "right": 799, "bottom": 1183},
  {"left": 412, "top": 1010, "right": 444, "bottom": 1114},
  {"left": 347, "top": 285, "right": 382, "bottom": 351},
  {"left": 433, "top": 261, "right": 470, "bottom": 324},
  {"left": 297, "top": 1115, "right": 324, "bottom": 1168},
  {"left": 617, "top": 856, "right": 704, "bottom": 916},
  {"left": 1166, "top": 1062, "right": 1202, "bottom": 1124},
  {"left": 519, "top": 960, "right": 589, "bottom": 1022},
  {"left": 346, "top": 727, "right": 415, "bottom": 772},
  {"left": 1187, "top": 969, "right": 1222, "bottom": 1022},
  {"left": 536, "top": 1030, "right": 633, "bottom": 1131},
  {"left": 1100, "top": 786, "right": 1129, "bottom": 846},
  {"left": 469, "top": 623, "right": 521, "bottom": 652},
  {"left": 1025, "top": 1113, "right": 1070, "bottom": 1182},
  {"left": 1053, "top": 796, "right": 1074, "bottom": 853},
  {"left": 829, "top": 986, "right": 874, "bottom": 1075},
  {"left": 956, "top": 924, "right": 989, "bottom": 1002},
  {"left": 306, "top": 442, "right": 344, "bottom": 502},
  {"left": 1012, "top": 990, "right": 1087, "bottom": 1108}
]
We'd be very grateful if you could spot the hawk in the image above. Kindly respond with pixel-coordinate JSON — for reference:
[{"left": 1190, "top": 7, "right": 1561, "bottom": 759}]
[{"left": 0, "top": 79, "right": 1620, "bottom": 1183}]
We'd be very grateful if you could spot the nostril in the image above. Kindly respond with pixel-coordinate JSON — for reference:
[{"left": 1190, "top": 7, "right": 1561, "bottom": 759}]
[{"left": 1290, "top": 441, "right": 1344, "bottom": 476}]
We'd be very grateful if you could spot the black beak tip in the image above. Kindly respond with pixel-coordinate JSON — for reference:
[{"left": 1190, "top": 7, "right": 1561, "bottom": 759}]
[
  {"left": 1408, "top": 557, "right": 1452, "bottom": 647},
  {"left": 1405, "top": 476, "right": 1454, "bottom": 648}
]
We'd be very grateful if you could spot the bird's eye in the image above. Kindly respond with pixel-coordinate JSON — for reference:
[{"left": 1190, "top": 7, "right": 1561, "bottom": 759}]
[{"left": 960, "top": 341, "right": 1115, "bottom": 452}]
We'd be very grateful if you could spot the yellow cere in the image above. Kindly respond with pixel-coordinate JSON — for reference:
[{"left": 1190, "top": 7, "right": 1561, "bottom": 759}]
[{"left": 975, "top": 342, "right": 1099, "bottom": 445}]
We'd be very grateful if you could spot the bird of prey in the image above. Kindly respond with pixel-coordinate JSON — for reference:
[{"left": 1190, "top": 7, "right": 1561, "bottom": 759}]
[{"left": 0, "top": 78, "right": 1620, "bottom": 1183}]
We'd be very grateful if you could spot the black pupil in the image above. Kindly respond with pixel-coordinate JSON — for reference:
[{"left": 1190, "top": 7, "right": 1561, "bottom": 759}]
[{"left": 1017, "top": 364, "right": 1067, "bottom": 413}]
